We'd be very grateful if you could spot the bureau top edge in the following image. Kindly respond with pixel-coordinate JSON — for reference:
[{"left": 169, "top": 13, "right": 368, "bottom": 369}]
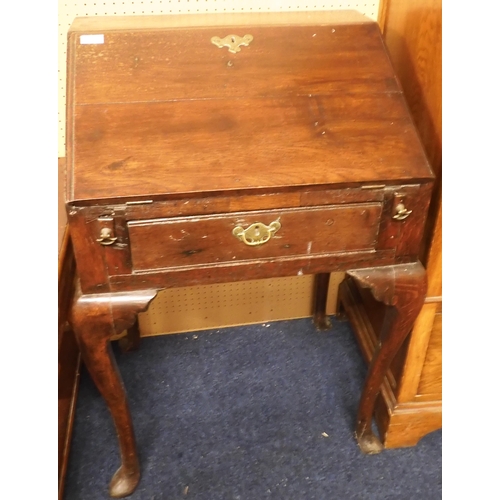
[
  {"left": 68, "top": 10, "right": 374, "bottom": 34},
  {"left": 65, "top": 180, "right": 435, "bottom": 207}
]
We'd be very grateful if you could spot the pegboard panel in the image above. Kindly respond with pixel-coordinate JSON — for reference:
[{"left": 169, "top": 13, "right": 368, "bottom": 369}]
[
  {"left": 136, "top": 273, "right": 345, "bottom": 336},
  {"left": 58, "top": 1, "right": 380, "bottom": 156}
]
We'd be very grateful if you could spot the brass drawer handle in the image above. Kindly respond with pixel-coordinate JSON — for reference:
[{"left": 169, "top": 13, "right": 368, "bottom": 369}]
[
  {"left": 232, "top": 219, "right": 281, "bottom": 246},
  {"left": 211, "top": 34, "right": 253, "bottom": 54}
]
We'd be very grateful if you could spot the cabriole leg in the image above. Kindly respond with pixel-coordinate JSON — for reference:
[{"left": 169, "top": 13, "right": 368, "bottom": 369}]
[
  {"left": 70, "top": 286, "right": 157, "bottom": 498},
  {"left": 347, "top": 263, "right": 427, "bottom": 454}
]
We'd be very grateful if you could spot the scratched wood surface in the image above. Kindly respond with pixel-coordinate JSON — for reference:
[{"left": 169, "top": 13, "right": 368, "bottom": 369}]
[
  {"left": 58, "top": 6, "right": 382, "bottom": 158},
  {"left": 127, "top": 203, "right": 383, "bottom": 271},
  {"left": 66, "top": 13, "right": 433, "bottom": 203},
  {"left": 63, "top": 15, "right": 436, "bottom": 495}
]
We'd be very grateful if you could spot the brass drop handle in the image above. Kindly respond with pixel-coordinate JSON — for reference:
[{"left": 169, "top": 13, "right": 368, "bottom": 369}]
[
  {"left": 232, "top": 219, "right": 281, "bottom": 246},
  {"left": 392, "top": 202, "right": 412, "bottom": 221},
  {"left": 96, "top": 227, "right": 118, "bottom": 246}
]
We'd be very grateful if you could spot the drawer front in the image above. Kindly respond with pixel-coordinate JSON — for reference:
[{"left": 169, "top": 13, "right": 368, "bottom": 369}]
[{"left": 128, "top": 204, "right": 382, "bottom": 272}]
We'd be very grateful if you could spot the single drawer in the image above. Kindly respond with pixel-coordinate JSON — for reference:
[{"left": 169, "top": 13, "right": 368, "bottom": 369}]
[{"left": 128, "top": 203, "right": 382, "bottom": 272}]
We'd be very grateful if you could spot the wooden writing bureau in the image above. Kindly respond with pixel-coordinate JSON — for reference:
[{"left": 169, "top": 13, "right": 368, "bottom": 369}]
[{"left": 65, "top": 11, "right": 434, "bottom": 498}]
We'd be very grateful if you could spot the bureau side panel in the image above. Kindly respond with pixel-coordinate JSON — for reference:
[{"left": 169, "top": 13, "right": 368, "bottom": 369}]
[
  {"left": 376, "top": 183, "right": 433, "bottom": 260},
  {"left": 67, "top": 208, "right": 111, "bottom": 293}
]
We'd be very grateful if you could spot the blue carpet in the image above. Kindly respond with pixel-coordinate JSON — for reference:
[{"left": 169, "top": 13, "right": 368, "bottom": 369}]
[{"left": 64, "top": 317, "right": 442, "bottom": 499}]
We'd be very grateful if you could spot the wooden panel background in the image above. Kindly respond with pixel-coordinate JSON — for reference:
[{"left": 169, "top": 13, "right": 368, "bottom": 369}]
[
  {"left": 379, "top": 0, "right": 442, "bottom": 401},
  {"left": 379, "top": 0, "right": 441, "bottom": 262},
  {"left": 372, "top": 0, "right": 441, "bottom": 448},
  {"left": 417, "top": 310, "right": 442, "bottom": 398}
]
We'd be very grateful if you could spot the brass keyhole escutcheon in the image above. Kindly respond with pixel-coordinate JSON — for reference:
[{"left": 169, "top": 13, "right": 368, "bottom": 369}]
[
  {"left": 232, "top": 219, "right": 281, "bottom": 246},
  {"left": 211, "top": 34, "right": 253, "bottom": 54}
]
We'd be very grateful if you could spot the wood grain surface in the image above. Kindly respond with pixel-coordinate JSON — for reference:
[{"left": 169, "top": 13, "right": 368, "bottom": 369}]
[
  {"left": 64, "top": 13, "right": 436, "bottom": 493},
  {"left": 66, "top": 14, "right": 433, "bottom": 202}
]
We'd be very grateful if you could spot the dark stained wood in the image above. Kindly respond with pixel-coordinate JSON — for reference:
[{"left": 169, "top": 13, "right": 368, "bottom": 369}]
[
  {"left": 65, "top": 12, "right": 434, "bottom": 495},
  {"left": 69, "top": 12, "right": 391, "bottom": 106},
  {"left": 301, "top": 187, "right": 386, "bottom": 206},
  {"left": 71, "top": 24, "right": 396, "bottom": 103},
  {"left": 58, "top": 328, "right": 80, "bottom": 500},
  {"left": 346, "top": 262, "right": 427, "bottom": 453},
  {"left": 69, "top": 288, "right": 158, "bottom": 498},
  {"left": 375, "top": 183, "right": 433, "bottom": 258},
  {"left": 67, "top": 209, "right": 111, "bottom": 293},
  {"left": 109, "top": 249, "right": 397, "bottom": 293},
  {"left": 59, "top": 156, "right": 81, "bottom": 500},
  {"left": 337, "top": 275, "right": 442, "bottom": 448},
  {"left": 58, "top": 231, "right": 80, "bottom": 500},
  {"left": 127, "top": 203, "right": 382, "bottom": 271},
  {"left": 313, "top": 273, "right": 332, "bottom": 330},
  {"left": 66, "top": 12, "right": 433, "bottom": 203},
  {"left": 69, "top": 93, "right": 432, "bottom": 202},
  {"left": 68, "top": 181, "right": 431, "bottom": 296}
]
